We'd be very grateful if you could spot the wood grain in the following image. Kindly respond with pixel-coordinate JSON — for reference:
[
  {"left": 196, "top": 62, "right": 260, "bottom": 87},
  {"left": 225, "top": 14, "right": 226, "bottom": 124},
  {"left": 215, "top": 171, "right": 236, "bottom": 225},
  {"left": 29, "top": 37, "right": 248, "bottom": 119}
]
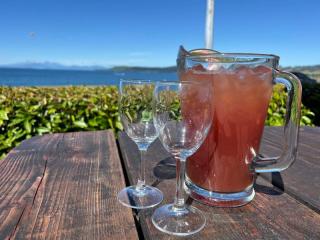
[
  {"left": 118, "top": 129, "right": 320, "bottom": 240},
  {"left": 260, "top": 127, "right": 320, "bottom": 212},
  {"left": 0, "top": 134, "right": 62, "bottom": 240},
  {"left": 0, "top": 131, "right": 138, "bottom": 240}
]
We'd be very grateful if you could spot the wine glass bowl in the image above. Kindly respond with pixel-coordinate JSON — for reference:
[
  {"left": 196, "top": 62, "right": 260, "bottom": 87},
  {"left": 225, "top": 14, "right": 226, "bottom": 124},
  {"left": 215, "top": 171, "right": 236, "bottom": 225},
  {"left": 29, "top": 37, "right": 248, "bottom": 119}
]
[
  {"left": 152, "top": 81, "right": 213, "bottom": 236},
  {"left": 154, "top": 82, "right": 212, "bottom": 157}
]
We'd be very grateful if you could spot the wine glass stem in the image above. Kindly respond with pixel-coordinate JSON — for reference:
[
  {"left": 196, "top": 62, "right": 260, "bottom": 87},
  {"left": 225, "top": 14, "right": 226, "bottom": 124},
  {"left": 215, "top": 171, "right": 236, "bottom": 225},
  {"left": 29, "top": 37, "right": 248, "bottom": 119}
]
[
  {"left": 136, "top": 148, "right": 147, "bottom": 191},
  {"left": 173, "top": 155, "right": 187, "bottom": 211}
]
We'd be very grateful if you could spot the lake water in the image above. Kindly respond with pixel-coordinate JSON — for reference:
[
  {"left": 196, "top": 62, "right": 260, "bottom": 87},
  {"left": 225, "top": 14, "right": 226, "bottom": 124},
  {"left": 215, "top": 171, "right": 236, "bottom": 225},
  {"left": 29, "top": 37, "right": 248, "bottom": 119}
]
[{"left": 0, "top": 68, "right": 178, "bottom": 86}]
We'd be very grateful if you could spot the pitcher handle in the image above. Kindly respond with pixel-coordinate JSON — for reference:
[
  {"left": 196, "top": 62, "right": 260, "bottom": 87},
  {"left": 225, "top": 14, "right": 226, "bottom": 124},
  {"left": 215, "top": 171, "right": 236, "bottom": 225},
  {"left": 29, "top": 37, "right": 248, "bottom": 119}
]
[{"left": 253, "top": 70, "right": 302, "bottom": 173}]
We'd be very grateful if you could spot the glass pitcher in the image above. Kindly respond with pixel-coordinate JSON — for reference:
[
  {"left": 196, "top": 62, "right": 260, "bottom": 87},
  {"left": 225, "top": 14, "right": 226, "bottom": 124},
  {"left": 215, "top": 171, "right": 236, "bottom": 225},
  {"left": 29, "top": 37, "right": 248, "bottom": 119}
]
[{"left": 178, "top": 46, "right": 302, "bottom": 207}]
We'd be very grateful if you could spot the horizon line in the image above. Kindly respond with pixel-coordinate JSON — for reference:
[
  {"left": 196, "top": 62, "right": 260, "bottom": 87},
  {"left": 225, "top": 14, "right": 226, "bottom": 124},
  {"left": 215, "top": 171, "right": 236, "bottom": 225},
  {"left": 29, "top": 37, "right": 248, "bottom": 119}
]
[{"left": 0, "top": 61, "right": 319, "bottom": 71}]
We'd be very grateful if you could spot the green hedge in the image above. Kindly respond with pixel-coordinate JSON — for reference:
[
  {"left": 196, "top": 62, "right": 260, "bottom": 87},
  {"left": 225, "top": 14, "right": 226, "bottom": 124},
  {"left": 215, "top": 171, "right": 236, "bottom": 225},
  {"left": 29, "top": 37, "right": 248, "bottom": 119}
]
[
  {"left": 266, "top": 84, "right": 315, "bottom": 126},
  {"left": 0, "top": 85, "right": 315, "bottom": 158},
  {"left": 0, "top": 86, "right": 122, "bottom": 158}
]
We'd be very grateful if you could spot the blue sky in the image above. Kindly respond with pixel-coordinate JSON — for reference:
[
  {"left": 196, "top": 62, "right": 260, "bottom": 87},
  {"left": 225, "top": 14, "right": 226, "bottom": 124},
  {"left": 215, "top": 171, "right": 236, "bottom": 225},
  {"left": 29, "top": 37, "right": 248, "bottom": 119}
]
[{"left": 0, "top": 0, "right": 319, "bottom": 67}]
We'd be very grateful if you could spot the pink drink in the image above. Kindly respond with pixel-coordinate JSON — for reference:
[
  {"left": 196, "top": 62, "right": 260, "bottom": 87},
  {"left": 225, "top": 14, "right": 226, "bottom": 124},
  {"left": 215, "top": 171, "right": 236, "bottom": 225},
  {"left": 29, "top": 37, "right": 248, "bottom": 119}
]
[{"left": 184, "top": 66, "right": 273, "bottom": 193}]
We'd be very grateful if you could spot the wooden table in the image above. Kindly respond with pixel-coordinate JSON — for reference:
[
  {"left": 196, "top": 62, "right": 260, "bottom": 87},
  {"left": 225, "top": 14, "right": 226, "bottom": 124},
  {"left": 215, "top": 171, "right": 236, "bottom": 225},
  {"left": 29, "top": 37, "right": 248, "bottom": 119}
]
[{"left": 0, "top": 127, "right": 319, "bottom": 239}]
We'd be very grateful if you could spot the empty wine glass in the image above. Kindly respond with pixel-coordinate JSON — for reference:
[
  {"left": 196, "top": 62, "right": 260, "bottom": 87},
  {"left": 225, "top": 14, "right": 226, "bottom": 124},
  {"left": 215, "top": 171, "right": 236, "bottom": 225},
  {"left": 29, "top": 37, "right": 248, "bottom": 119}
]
[
  {"left": 117, "top": 79, "right": 163, "bottom": 209},
  {"left": 152, "top": 81, "right": 213, "bottom": 236}
]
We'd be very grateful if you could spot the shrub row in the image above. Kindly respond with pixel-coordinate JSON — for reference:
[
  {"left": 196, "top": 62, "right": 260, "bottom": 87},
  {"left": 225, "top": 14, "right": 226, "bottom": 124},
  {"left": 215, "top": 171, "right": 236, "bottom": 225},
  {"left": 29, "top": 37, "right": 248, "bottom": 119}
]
[
  {"left": 0, "top": 85, "right": 315, "bottom": 158},
  {"left": 0, "top": 86, "right": 122, "bottom": 158},
  {"left": 266, "top": 84, "right": 315, "bottom": 126}
]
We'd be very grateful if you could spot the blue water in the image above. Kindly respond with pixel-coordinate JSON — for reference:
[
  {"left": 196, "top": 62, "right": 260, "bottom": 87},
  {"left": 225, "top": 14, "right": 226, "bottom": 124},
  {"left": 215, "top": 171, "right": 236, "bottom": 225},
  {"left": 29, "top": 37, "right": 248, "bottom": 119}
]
[{"left": 0, "top": 68, "right": 178, "bottom": 86}]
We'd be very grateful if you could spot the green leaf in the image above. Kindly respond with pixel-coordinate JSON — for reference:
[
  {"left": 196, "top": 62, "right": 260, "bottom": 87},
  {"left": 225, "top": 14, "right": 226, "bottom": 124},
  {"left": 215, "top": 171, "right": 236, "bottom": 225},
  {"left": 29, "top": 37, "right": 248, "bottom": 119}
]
[
  {"left": 24, "top": 120, "right": 32, "bottom": 133},
  {"left": 73, "top": 119, "right": 88, "bottom": 128},
  {"left": 115, "top": 121, "right": 123, "bottom": 130},
  {"left": 37, "top": 127, "right": 51, "bottom": 135},
  {"left": 301, "top": 116, "right": 311, "bottom": 124},
  {"left": 107, "top": 118, "right": 114, "bottom": 128},
  {"left": 88, "top": 119, "right": 98, "bottom": 127},
  {"left": 0, "top": 109, "right": 9, "bottom": 121},
  {"left": 8, "top": 118, "right": 25, "bottom": 127},
  {"left": 141, "top": 110, "right": 152, "bottom": 122}
]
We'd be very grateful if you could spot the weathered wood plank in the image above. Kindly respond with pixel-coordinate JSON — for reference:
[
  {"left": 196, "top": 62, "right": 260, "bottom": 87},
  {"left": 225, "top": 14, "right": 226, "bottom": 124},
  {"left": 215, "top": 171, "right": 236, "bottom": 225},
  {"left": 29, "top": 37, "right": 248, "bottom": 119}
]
[
  {"left": 260, "top": 127, "right": 320, "bottom": 211},
  {"left": 0, "top": 134, "right": 62, "bottom": 240},
  {"left": 118, "top": 130, "right": 320, "bottom": 240},
  {"left": 0, "top": 131, "right": 138, "bottom": 240}
]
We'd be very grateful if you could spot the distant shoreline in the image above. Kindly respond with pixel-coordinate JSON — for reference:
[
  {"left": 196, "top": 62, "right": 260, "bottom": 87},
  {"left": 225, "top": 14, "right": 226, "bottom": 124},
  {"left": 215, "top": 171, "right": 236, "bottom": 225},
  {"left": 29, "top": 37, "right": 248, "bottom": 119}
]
[
  {"left": 0, "top": 68, "right": 178, "bottom": 86},
  {"left": 1, "top": 64, "right": 319, "bottom": 73}
]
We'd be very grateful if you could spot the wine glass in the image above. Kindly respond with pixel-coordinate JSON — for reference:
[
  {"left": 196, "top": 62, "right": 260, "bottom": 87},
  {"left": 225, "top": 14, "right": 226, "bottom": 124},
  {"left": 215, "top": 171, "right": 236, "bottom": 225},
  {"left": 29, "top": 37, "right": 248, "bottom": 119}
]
[
  {"left": 151, "top": 81, "right": 213, "bottom": 236},
  {"left": 117, "top": 79, "right": 163, "bottom": 209}
]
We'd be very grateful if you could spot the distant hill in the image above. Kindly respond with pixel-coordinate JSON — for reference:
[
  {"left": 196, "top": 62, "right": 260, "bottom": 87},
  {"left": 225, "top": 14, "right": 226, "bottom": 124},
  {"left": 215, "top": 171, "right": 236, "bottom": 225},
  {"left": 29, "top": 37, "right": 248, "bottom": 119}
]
[
  {"left": 282, "top": 65, "right": 320, "bottom": 82},
  {"left": 282, "top": 64, "right": 320, "bottom": 72},
  {"left": 291, "top": 72, "right": 317, "bottom": 85},
  {"left": 0, "top": 62, "right": 108, "bottom": 71}
]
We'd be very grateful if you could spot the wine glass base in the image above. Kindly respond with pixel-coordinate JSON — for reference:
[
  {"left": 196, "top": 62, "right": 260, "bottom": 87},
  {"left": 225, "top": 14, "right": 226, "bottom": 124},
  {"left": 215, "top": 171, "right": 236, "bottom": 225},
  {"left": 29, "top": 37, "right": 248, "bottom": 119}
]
[
  {"left": 151, "top": 204, "right": 206, "bottom": 236},
  {"left": 117, "top": 185, "right": 163, "bottom": 209}
]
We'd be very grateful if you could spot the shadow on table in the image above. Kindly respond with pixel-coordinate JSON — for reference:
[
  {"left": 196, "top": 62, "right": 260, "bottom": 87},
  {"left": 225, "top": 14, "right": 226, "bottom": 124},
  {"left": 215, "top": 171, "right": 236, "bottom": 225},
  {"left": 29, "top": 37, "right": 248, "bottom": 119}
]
[
  {"left": 255, "top": 172, "right": 284, "bottom": 196},
  {"left": 152, "top": 157, "right": 176, "bottom": 180}
]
